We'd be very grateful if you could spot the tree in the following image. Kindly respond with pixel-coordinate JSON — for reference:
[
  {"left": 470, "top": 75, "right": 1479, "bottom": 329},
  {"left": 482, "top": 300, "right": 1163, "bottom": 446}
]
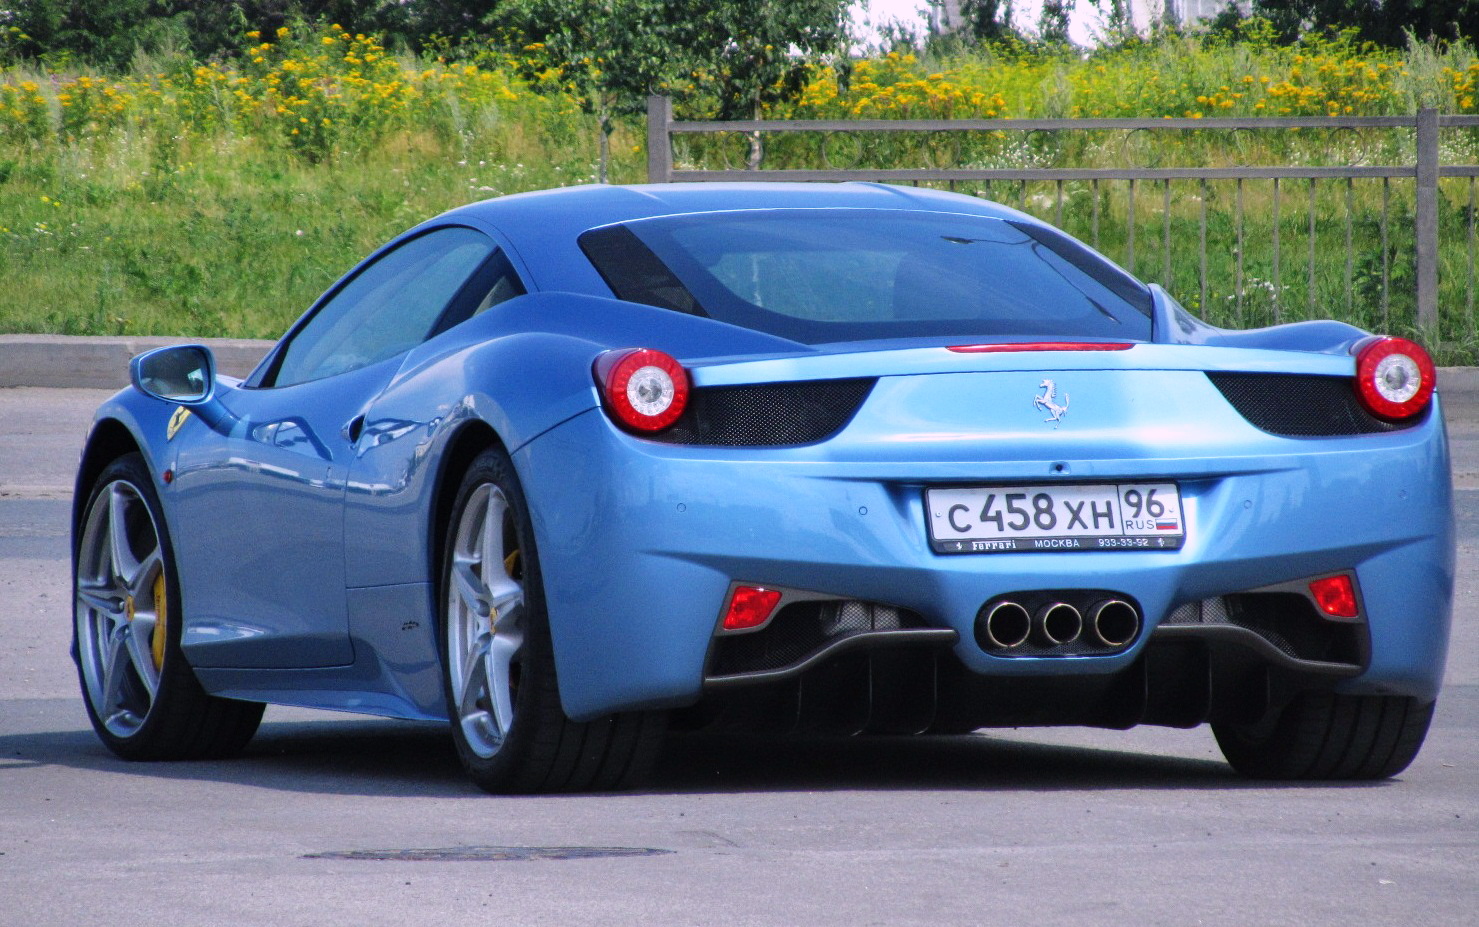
[
  {"left": 493, "top": 0, "right": 849, "bottom": 178},
  {"left": 686, "top": 0, "right": 849, "bottom": 168},
  {"left": 3, "top": 0, "right": 418, "bottom": 65},
  {"left": 185, "top": 2, "right": 392, "bottom": 58},
  {"left": 391, "top": 0, "right": 502, "bottom": 48},
  {"left": 687, "top": 0, "right": 849, "bottom": 120},
  {"left": 1037, "top": 0, "right": 1074, "bottom": 43},
  {"left": 494, "top": 0, "right": 691, "bottom": 181},
  {"left": 6, "top": 0, "right": 176, "bottom": 67},
  {"left": 1083, "top": 0, "right": 1136, "bottom": 45},
  {"left": 959, "top": 0, "right": 1017, "bottom": 42},
  {"left": 1247, "top": 0, "right": 1479, "bottom": 45}
]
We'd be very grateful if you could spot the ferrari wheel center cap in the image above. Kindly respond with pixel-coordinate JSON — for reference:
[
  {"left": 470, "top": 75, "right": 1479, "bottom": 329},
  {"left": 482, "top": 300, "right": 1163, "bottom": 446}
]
[{"left": 124, "top": 595, "right": 136, "bottom": 622}]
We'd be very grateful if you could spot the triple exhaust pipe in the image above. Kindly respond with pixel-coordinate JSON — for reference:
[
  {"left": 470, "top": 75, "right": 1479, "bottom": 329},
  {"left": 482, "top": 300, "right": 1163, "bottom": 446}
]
[{"left": 977, "top": 597, "right": 1141, "bottom": 654}]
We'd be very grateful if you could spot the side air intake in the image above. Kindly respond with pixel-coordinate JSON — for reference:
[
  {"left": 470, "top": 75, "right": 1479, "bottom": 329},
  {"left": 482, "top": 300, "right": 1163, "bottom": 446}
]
[
  {"left": 1206, "top": 372, "right": 1417, "bottom": 437},
  {"left": 650, "top": 378, "right": 874, "bottom": 447}
]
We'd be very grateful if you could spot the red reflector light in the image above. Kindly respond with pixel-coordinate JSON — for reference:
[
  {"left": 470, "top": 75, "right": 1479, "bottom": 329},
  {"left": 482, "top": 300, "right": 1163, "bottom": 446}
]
[
  {"left": 1309, "top": 575, "right": 1360, "bottom": 619},
  {"left": 722, "top": 586, "right": 783, "bottom": 632},
  {"left": 1352, "top": 336, "right": 1435, "bottom": 421},
  {"left": 947, "top": 342, "right": 1135, "bottom": 353},
  {"left": 593, "top": 348, "right": 690, "bottom": 433}
]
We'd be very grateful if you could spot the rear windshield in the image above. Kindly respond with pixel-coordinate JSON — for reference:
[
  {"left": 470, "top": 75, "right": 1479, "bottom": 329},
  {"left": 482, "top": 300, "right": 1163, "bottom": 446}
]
[{"left": 578, "top": 209, "right": 1152, "bottom": 345}]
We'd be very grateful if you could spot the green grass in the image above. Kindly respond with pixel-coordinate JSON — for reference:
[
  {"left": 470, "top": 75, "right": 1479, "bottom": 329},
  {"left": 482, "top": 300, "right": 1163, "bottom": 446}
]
[
  {"left": 0, "top": 120, "right": 646, "bottom": 340},
  {"left": 3, "top": 27, "right": 1479, "bottom": 362}
]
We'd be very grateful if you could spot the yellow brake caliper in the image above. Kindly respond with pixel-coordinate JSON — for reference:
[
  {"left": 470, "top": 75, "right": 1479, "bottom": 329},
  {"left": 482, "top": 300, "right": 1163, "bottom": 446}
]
[
  {"left": 493, "top": 549, "right": 521, "bottom": 633},
  {"left": 151, "top": 572, "right": 167, "bottom": 670}
]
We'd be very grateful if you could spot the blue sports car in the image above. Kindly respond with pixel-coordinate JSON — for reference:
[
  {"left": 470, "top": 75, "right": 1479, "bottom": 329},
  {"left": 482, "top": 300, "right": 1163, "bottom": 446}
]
[{"left": 72, "top": 183, "right": 1453, "bottom": 792}]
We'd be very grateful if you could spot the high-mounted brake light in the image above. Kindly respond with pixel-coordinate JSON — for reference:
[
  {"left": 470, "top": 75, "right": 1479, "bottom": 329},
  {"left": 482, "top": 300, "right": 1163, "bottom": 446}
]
[
  {"left": 1352, "top": 336, "right": 1435, "bottom": 421},
  {"left": 721, "top": 586, "right": 783, "bottom": 632},
  {"left": 947, "top": 342, "right": 1135, "bottom": 353},
  {"left": 1309, "top": 575, "right": 1360, "bottom": 619},
  {"left": 594, "top": 348, "right": 690, "bottom": 433}
]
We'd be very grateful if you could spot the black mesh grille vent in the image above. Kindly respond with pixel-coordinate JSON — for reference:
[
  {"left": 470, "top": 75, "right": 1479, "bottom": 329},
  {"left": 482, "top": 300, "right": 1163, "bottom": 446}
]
[
  {"left": 1206, "top": 372, "right": 1418, "bottom": 436},
  {"left": 1160, "top": 594, "right": 1360, "bottom": 665},
  {"left": 1162, "top": 598, "right": 1231, "bottom": 626},
  {"left": 653, "top": 378, "right": 875, "bottom": 447},
  {"left": 1223, "top": 593, "right": 1361, "bottom": 663},
  {"left": 710, "top": 601, "right": 921, "bottom": 677}
]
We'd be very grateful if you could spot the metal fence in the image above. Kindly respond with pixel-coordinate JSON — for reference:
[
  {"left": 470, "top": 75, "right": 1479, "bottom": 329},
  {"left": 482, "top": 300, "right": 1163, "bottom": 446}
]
[{"left": 647, "top": 96, "right": 1479, "bottom": 341}]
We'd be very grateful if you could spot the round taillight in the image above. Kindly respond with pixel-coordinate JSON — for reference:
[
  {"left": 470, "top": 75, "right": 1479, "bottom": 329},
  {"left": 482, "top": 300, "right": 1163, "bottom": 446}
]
[
  {"left": 1353, "top": 336, "right": 1436, "bottom": 421},
  {"left": 594, "top": 348, "right": 690, "bottom": 433}
]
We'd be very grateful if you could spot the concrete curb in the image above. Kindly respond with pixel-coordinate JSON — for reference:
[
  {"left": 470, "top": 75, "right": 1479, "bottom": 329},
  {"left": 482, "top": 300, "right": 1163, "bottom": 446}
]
[
  {"left": 0, "top": 335, "right": 274, "bottom": 389},
  {"left": 1, "top": 333, "right": 1478, "bottom": 395}
]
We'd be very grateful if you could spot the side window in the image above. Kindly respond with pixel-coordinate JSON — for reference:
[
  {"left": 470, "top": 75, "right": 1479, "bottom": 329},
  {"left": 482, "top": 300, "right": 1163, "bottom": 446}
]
[
  {"left": 435, "top": 247, "right": 527, "bottom": 333},
  {"left": 472, "top": 250, "right": 526, "bottom": 315},
  {"left": 270, "top": 227, "right": 496, "bottom": 387}
]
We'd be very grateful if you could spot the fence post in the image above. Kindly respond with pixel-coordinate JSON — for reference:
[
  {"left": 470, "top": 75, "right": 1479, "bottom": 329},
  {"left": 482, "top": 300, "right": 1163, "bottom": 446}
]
[
  {"left": 1416, "top": 107, "right": 1439, "bottom": 331},
  {"left": 647, "top": 95, "right": 673, "bottom": 183}
]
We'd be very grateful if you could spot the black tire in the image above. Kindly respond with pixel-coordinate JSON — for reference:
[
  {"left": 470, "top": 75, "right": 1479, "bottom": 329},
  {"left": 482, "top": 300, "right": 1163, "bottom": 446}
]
[
  {"left": 73, "top": 453, "right": 264, "bottom": 760},
  {"left": 440, "top": 447, "right": 665, "bottom": 793},
  {"left": 1212, "top": 691, "right": 1435, "bottom": 780},
  {"left": 924, "top": 719, "right": 984, "bottom": 736}
]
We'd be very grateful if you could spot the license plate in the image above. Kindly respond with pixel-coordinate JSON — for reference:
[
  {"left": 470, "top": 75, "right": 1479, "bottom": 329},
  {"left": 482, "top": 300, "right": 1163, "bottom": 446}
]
[{"left": 926, "top": 483, "right": 1185, "bottom": 554}]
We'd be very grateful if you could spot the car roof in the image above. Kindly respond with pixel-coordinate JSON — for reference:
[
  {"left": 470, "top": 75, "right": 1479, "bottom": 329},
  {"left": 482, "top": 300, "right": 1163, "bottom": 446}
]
[
  {"left": 449, "top": 181, "right": 1032, "bottom": 228},
  {"left": 439, "top": 182, "right": 1042, "bottom": 295}
]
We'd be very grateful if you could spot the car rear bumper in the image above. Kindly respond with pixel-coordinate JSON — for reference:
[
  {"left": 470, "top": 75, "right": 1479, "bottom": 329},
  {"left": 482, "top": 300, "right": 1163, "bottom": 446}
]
[{"left": 519, "top": 381, "right": 1454, "bottom": 721}]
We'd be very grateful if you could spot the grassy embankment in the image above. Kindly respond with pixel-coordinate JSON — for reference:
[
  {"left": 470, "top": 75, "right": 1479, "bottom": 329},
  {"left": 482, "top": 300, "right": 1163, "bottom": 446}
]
[{"left": 3, "top": 24, "right": 1479, "bottom": 359}]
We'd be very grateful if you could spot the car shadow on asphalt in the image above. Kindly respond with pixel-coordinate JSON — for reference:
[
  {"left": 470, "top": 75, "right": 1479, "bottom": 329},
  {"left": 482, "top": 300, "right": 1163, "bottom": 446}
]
[
  {"left": 0, "top": 716, "right": 469, "bottom": 796},
  {"left": 0, "top": 711, "right": 1403, "bottom": 797}
]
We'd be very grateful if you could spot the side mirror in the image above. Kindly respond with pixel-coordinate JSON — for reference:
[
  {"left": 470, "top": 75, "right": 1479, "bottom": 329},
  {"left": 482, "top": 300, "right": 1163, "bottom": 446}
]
[
  {"left": 129, "top": 345, "right": 237, "bottom": 432},
  {"left": 131, "top": 344, "right": 216, "bottom": 403}
]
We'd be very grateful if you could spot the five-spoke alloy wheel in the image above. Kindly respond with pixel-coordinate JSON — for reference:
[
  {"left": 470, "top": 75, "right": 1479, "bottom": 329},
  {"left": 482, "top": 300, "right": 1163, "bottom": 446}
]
[
  {"left": 76, "top": 474, "right": 168, "bottom": 738},
  {"left": 441, "top": 448, "right": 665, "bottom": 793},
  {"left": 74, "top": 453, "right": 262, "bottom": 759},
  {"left": 446, "top": 480, "right": 527, "bottom": 759}
]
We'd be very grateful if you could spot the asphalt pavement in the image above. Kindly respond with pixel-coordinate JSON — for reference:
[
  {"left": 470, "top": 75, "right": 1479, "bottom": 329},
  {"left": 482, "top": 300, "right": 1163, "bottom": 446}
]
[{"left": 0, "top": 383, "right": 1475, "bottom": 927}]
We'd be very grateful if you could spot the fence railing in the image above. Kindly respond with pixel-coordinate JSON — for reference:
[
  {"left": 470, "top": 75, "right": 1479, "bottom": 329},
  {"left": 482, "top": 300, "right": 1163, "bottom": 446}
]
[{"left": 647, "top": 96, "right": 1479, "bottom": 340}]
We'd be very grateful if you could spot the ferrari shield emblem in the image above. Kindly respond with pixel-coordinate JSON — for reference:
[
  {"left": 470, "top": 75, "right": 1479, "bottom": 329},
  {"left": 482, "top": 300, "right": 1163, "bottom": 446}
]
[{"left": 166, "top": 406, "right": 191, "bottom": 441}]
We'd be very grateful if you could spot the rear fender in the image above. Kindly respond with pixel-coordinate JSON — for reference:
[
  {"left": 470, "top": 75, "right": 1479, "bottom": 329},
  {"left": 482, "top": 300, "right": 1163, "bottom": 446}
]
[
  {"left": 343, "top": 321, "right": 657, "bottom": 589},
  {"left": 1150, "top": 285, "right": 1369, "bottom": 352}
]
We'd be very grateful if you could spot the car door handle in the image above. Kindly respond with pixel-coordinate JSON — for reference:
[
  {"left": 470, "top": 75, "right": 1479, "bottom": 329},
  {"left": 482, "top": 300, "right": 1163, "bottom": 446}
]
[{"left": 343, "top": 414, "right": 365, "bottom": 443}]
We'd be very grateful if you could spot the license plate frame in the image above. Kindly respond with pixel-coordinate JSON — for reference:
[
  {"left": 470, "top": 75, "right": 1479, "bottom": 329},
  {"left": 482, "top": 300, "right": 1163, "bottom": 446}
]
[{"left": 925, "top": 482, "right": 1186, "bottom": 554}]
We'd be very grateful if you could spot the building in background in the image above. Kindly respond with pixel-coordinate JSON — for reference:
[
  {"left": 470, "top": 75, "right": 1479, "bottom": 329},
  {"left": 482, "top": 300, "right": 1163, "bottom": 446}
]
[
  {"left": 928, "top": 0, "right": 966, "bottom": 34},
  {"left": 1169, "top": 0, "right": 1234, "bottom": 22},
  {"left": 922, "top": 0, "right": 1240, "bottom": 39}
]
